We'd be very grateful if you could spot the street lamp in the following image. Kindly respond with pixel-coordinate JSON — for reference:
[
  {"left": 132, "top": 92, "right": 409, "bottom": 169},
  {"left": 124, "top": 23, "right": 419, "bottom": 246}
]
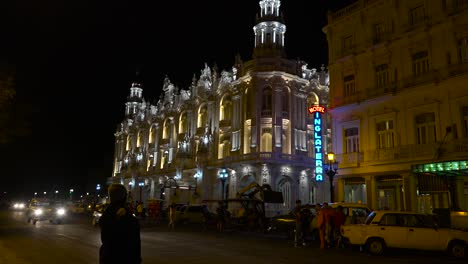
[
  {"left": 69, "top": 189, "right": 74, "bottom": 201},
  {"left": 138, "top": 182, "right": 144, "bottom": 202},
  {"left": 193, "top": 172, "right": 200, "bottom": 196},
  {"left": 218, "top": 168, "right": 229, "bottom": 201},
  {"left": 96, "top": 184, "right": 101, "bottom": 204},
  {"left": 325, "top": 152, "right": 339, "bottom": 203}
]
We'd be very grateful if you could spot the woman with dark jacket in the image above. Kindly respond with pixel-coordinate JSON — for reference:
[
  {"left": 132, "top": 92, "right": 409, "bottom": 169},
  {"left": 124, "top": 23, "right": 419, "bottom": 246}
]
[{"left": 99, "top": 183, "right": 142, "bottom": 264}]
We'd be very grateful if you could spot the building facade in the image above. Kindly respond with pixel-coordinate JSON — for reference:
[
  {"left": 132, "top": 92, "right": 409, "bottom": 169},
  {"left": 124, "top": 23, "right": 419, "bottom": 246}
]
[
  {"left": 111, "top": 0, "right": 330, "bottom": 215},
  {"left": 324, "top": 0, "right": 468, "bottom": 212}
]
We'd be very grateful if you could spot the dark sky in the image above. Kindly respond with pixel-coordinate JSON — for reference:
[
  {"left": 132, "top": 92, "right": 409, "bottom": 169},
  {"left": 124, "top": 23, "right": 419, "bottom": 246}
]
[{"left": 1, "top": 0, "right": 351, "bottom": 199}]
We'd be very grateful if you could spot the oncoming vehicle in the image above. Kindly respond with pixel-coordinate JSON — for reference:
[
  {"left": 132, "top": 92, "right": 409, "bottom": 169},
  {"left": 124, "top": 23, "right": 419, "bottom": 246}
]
[
  {"left": 27, "top": 199, "right": 67, "bottom": 225},
  {"left": 12, "top": 202, "right": 27, "bottom": 210},
  {"left": 341, "top": 210, "right": 468, "bottom": 259}
]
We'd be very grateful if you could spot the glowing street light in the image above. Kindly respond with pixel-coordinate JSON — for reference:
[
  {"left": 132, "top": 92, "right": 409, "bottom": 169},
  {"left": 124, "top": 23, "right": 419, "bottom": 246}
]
[{"left": 325, "top": 152, "right": 339, "bottom": 203}]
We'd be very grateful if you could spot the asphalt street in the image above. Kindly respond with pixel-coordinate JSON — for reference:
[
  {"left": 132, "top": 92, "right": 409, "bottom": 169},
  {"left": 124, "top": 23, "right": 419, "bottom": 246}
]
[{"left": 0, "top": 209, "right": 465, "bottom": 264}]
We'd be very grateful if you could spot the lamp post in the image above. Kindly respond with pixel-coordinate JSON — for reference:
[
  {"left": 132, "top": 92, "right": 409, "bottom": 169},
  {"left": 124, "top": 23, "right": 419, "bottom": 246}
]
[
  {"left": 96, "top": 184, "right": 101, "bottom": 204},
  {"left": 218, "top": 168, "right": 229, "bottom": 201},
  {"left": 193, "top": 172, "right": 200, "bottom": 196},
  {"left": 69, "top": 189, "right": 74, "bottom": 201},
  {"left": 138, "top": 182, "right": 144, "bottom": 202},
  {"left": 325, "top": 152, "right": 339, "bottom": 203}
]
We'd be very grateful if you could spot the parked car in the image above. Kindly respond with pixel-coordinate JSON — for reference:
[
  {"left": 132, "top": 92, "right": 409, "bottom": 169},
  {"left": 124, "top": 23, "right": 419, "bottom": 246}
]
[
  {"left": 267, "top": 202, "right": 371, "bottom": 238},
  {"left": 341, "top": 210, "right": 468, "bottom": 259},
  {"left": 174, "top": 204, "right": 214, "bottom": 224},
  {"left": 26, "top": 199, "right": 67, "bottom": 225},
  {"left": 68, "top": 202, "right": 86, "bottom": 214}
]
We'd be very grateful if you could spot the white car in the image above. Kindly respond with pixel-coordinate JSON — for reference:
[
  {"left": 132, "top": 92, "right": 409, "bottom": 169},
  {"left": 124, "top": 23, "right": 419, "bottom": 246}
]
[{"left": 341, "top": 210, "right": 468, "bottom": 259}]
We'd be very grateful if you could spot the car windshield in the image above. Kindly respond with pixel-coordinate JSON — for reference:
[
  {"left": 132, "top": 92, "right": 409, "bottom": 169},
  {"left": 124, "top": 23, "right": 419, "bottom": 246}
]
[
  {"left": 31, "top": 202, "right": 50, "bottom": 207},
  {"left": 364, "top": 211, "right": 376, "bottom": 225}
]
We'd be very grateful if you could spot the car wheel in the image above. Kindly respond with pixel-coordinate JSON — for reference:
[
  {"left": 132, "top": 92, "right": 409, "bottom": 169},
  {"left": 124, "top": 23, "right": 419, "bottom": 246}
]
[
  {"left": 92, "top": 218, "right": 97, "bottom": 226},
  {"left": 32, "top": 220, "right": 37, "bottom": 225},
  {"left": 448, "top": 241, "right": 466, "bottom": 259},
  {"left": 56, "top": 219, "right": 61, "bottom": 225},
  {"left": 27, "top": 218, "right": 31, "bottom": 223},
  {"left": 366, "top": 238, "right": 385, "bottom": 256}
]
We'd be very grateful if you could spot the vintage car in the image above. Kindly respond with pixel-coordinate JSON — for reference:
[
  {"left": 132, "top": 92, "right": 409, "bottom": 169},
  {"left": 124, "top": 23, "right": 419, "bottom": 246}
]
[
  {"left": 174, "top": 204, "right": 216, "bottom": 224},
  {"left": 341, "top": 210, "right": 468, "bottom": 259}
]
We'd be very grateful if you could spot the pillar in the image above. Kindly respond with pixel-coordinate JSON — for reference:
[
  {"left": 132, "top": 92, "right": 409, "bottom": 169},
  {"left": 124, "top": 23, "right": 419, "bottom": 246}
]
[
  {"left": 407, "top": 174, "right": 417, "bottom": 212},
  {"left": 337, "top": 178, "right": 345, "bottom": 203},
  {"left": 455, "top": 177, "right": 465, "bottom": 211},
  {"left": 366, "top": 176, "right": 377, "bottom": 210}
]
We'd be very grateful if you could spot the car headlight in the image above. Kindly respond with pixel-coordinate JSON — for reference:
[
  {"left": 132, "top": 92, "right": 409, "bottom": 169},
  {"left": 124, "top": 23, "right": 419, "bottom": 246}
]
[
  {"left": 34, "top": 209, "right": 43, "bottom": 215},
  {"left": 19, "top": 203, "right": 25, "bottom": 208},
  {"left": 14, "top": 204, "right": 19, "bottom": 208},
  {"left": 57, "top": 208, "right": 66, "bottom": 215}
]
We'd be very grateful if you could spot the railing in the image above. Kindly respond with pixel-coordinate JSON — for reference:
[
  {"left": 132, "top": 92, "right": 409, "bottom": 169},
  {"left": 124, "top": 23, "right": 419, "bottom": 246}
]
[
  {"left": 209, "top": 152, "right": 314, "bottom": 166},
  {"left": 331, "top": 1, "right": 362, "bottom": 22},
  {"left": 261, "top": 109, "right": 272, "bottom": 117},
  {"left": 334, "top": 63, "right": 468, "bottom": 108},
  {"left": 338, "top": 138, "right": 468, "bottom": 166}
]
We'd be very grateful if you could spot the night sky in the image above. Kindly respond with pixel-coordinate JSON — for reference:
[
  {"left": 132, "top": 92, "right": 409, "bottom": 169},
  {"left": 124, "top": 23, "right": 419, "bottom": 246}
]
[{"left": 1, "top": 0, "right": 352, "bottom": 199}]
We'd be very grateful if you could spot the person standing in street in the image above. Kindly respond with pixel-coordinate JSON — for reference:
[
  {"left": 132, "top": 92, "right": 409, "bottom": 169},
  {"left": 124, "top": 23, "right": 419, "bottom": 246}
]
[
  {"left": 168, "top": 203, "right": 176, "bottom": 230},
  {"left": 216, "top": 201, "right": 226, "bottom": 232},
  {"left": 293, "top": 200, "right": 303, "bottom": 248},
  {"left": 99, "top": 183, "right": 141, "bottom": 264}
]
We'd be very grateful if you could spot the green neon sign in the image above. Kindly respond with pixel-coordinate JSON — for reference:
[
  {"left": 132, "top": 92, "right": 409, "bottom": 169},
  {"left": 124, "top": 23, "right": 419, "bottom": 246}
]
[{"left": 412, "top": 160, "right": 468, "bottom": 174}]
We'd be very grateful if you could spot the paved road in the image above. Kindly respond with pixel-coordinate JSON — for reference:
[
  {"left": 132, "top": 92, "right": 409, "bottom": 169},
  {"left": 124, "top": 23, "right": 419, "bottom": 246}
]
[{"left": 0, "top": 210, "right": 465, "bottom": 264}]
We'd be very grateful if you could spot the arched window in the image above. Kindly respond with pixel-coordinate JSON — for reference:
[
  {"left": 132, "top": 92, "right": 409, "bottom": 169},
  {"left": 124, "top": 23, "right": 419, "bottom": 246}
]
[
  {"left": 179, "top": 112, "right": 187, "bottom": 134},
  {"left": 262, "top": 87, "right": 272, "bottom": 117},
  {"left": 136, "top": 131, "right": 143, "bottom": 147},
  {"left": 245, "top": 88, "right": 253, "bottom": 119},
  {"left": 220, "top": 95, "right": 232, "bottom": 121},
  {"left": 278, "top": 178, "right": 292, "bottom": 210},
  {"left": 163, "top": 119, "right": 170, "bottom": 139},
  {"left": 282, "top": 88, "right": 289, "bottom": 118},
  {"left": 149, "top": 126, "right": 156, "bottom": 144},
  {"left": 126, "top": 135, "right": 131, "bottom": 151},
  {"left": 260, "top": 130, "right": 272, "bottom": 152},
  {"left": 198, "top": 105, "right": 207, "bottom": 128}
]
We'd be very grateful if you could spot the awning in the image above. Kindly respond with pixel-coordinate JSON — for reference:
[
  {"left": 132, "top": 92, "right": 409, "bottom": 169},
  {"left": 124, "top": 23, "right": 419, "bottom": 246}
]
[{"left": 412, "top": 160, "right": 468, "bottom": 177}]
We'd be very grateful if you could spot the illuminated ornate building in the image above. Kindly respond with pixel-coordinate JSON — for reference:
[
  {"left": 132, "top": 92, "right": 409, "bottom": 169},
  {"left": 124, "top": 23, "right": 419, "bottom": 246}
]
[
  {"left": 111, "top": 0, "right": 330, "bottom": 214},
  {"left": 324, "top": 0, "right": 468, "bottom": 212}
]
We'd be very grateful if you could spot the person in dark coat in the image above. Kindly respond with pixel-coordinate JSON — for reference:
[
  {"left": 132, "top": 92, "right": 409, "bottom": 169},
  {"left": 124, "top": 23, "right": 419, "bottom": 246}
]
[{"left": 99, "top": 183, "right": 142, "bottom": 264}]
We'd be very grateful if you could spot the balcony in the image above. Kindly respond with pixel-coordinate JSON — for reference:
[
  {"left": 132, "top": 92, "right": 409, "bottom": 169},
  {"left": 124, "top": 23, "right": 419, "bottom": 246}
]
[
  {"left": 219, "top": 119, "right": 232, "bottom": 128},
  {"left": 358, "top": 138, "right": 468, "bottom": 164},
  {"left": 333, "top": 63, "right": 468, "bottom": 108},
  {"left": 196, "top": 127, "right": 205, "bottom": 135},
  {"left": 261, "top": 109, "right": 272, "bottom": 117},
  {"left": 209, "top": 152, "right": 314, "bottom": 167},
  {"left": 160, "top": 138, "right": 170, "bottom": 145}
]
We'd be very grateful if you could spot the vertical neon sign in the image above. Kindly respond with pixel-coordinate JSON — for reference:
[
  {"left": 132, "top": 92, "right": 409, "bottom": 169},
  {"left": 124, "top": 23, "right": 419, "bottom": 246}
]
[{"left": 308, "top": 106, "right": 325, "bottom": 181}]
